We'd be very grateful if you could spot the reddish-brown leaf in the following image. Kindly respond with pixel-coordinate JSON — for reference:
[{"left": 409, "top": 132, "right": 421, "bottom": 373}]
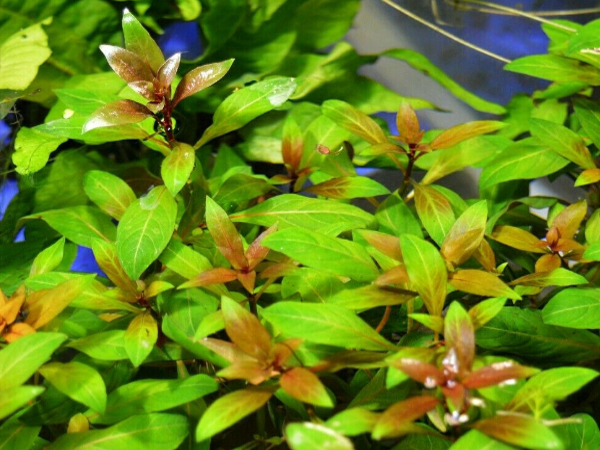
[
  {"left": 430, "top": 121, "right": 505, "bottom": 150},
  {"left": 221, "top": 297, "right": 272, "bottom": 361},
  {"left": 271, "top": 339, "right": 303, "bottom": 368},
  {"left": 550, "top": 200, "right": 587, "bottom": 240},
  {"left": 390, "top": 358, "right": 445, "bottom": 388},
  {"left": 280, "top": 367, "right": 333, "bottom": 407},
  {"left": 218, "top": 360, "right": 273, "bottom": 385},
  {"left": 246, "top": 224, "right": 278, "bottom": 269},
  {"left": 473, "top": 238, "right": 497, "bottom": 272},
  {"left": 83, "top": 100, "right": 153, "bottom": 133},
  {"left": 442, "top": 382, "right": 466, "bottom": 413},
  {"left": 178, "top": 267, "right": 238, "bottom": 289},
  {"left": 396, "top": 101, "right": 423, "bottom": 144},
  {"left": 199, "top": 338, "right": 254, "bottom": 363},
  {"left": 0, "top": 286, "right": 25, "bottom": 325},
  {"left": 99, "top": 45, "right": 154, "bottom": 84},
  {"left": 491, "top": 226, "right": 547, "bottom": 254},
  {"left": 157, "top": 53, "right": 181, "bottom": 91},
  {"left": 4, "top": 322, "right": 36, "bottom": 343},
  {"left": 535, "top": 254, "right": 562, "bottom": 273},
  {"left": 449, "top": 270, "right": 521, "bottom": 300},
  {"left": 312, "top": 351, "right": 387, "bottom": 373},
  {"left": 443, "top": 302, "right": 475, "bottom": 376},
  {"left": 205, "top": 197, "right": 248, "bottom": 270},
  {"left": 172, "top": 59, "right": 234, "bottom": 107},
  {"left": 372, "top": 396, "right": 440, "bottom": 440},
  {"left": 375, "top": 265, "right": 410, "bottom": 286},
  {"left": 237, "top": 271, "right": 256, "bottom": 293},
  {"left": 282, "top": 115, "right": 304, "bottom": 173},
  {"left": 356, "top": 230, "right": 403, "bottom": 262},
  {"left": 463, "top": 361, "right": 539, "bottom": 389},
  {"left": 128, "top": 80, "right": 155, "bottom": 101},
  {"left": 259, "top": 261, "right": 298, "bottom": 279}
]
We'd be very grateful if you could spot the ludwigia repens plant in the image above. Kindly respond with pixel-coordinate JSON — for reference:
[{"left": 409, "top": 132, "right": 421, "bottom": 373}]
[{"left": 2, "top": 2, "right": 600, "bottom": 449}]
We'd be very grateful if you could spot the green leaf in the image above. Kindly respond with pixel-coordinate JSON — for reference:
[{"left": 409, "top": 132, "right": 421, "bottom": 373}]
[
  {"left": 159, "top": 240, "right": 212, "bottom": 279},
  {"left": 505, "top": 54, "right": 600, "bottom": 85},
  {"left": 68, "top": 330, "right": 128, "bottom": 361},
  {"left": 479, "top": 140, "right": 570, "bottom": 190},
  {"left": 401, "top": 234, "right": 447, "bottom": 317},
  {"left": 124, "top": 311, "right": 158, "bottom": 367},
  {"left": 444, "top": 302, "right": 475, "bottom": 374},
  {"left": 441, "top": 200, "right": 487, "bottom": 268},
  {"left": 38, "top": 362, "right": 106, "bottom": 413},
  {"left": 0, "top": 21, "right": 51, "bottom": 90},
  {"left": 449, "top": 270, "right": 520, "bottom": 300},
  {"left": 394, "top": 434, "right": 452, "bottom": 450},
  {"left": 196, "top": 387, "right": 274, "bottom": 441},
  {"left": 48, "top": 413, "right": 188, "bottom": 450},
  {"left": 305, "top": 176, "right": 390, "bottom": 199},
  {"left": 477, "top": 308, "right": 600, "bottom": 364},
  {"left": 530, "top": 118, "right": 595, "bottom": 169},
  {"left": 161, "top": 142, "right": 196, "bottom": 196},
  {"left": 384, "top": 49, "right": 505, "bottom": 114},
  {"left": 231, "top": 194, "right": 374, "bottom": 236},
  {"left": 413, "top": 184, "right": 455, "bottom": 246},
  {"left": 0, "top": 419, "right": 42, "bottom": 450},
  {"left": 263, "top": 228, "right": 379, "bottom": 282},
  {"left": 195, "top": 77, "right": 297, "bottom": 148},
  {"left": 30, "top": 237, "right": 65, "bottom": 276},
  {"left": 262, "top": 302, "right": 394, "bottom": 351},
  {"left": 322, "top": 99, "right": 387, "bottom": 144},
  {"left": 117, "top": 186, "right": 177, "bottom": 279},
  {"left": 88, "top": 375, "right": 218, "bottom": 424},
  {"left": 92, "top": 239, "right": 138, "bottom": 295},
  {"left": 24, "top": 206, "right": 117, "bottom": 248},
  {"left": 295, "top": 0, "right": 360, "bottom": 49},
  {"left": 12, "top": 127, "right": 68, "bottom": 175},
  {"left": 122, "top": 9, "right": 165, "bottom": 72},
  {"left": 0, "top": 332, "right": 67, "bottom": 390},
  {"left": 376, "top": 193, "right": 422, "bottom": 238},
  {"left": 451, "top": 430, "right": 516, "bottom": 450},
  {"left": 287, "top": 422, "right": 354, "bottom": 450},
  {"left": 0, "top": 386, "right": 45, "bottom": 420},
  {"left": 508, "top": 367, "right": 598, "bottom": 414},
  {"left": 474, "top": 414, "right": 564, "bottom": 450},
  {"left": 326, "top": 408, "right": 380, "bottom": 437},
  {"left": 469, "top": 297, "right": 507, "bottom": 330},
  {"left": 574, "top": 98, "right": 600, "bottom": 150},
  {"left": 555, "top": 414, "right": 600, "bottom": 450},
  {"left": 511, "top": 269, "right": 588, "bottom": 288},
  {"left": 83, "top": 170, "right": 137, "bottom": 221},
  {"left": 214, "top": 174, "right": 273, "bottom": 206},
  {"left": 329, "top": 285, "right": 415, "bottom": 309}
]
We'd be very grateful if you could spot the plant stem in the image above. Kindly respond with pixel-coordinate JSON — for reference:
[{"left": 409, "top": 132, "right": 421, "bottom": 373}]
[
  {"left": 375, "top": 305, "right": 392, "bottom": 333},
  {"left": 399, "top": 154, "right": 415, "bottom": 198}
]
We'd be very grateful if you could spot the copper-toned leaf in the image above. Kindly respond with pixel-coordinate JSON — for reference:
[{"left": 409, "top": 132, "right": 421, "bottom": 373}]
[
  {"left": 442, "top": 382, "right": 466, "bottom": 414},
  {"left": 172, "top": 59, "right": 234, "bottom": 107},
  {"left": 390, "top": 358, "right": 445, "bottom": 388},
  {"left": 509, "top": 268, "right": 588, "bottom": 288},
  {"left": 99, "top": 45, "right": 154, "bottom": 84},
  {"left": 549, "top": 200, "right": 587, "bottom": 240},
  {"left": 4, "top": 322, "right": 36, "bottom": 343},
  {"left": 82, "top": 100, "right": 153, "bottom": 133},
  {"left": 246, "top": 224, "right": 278, "bottom": 269},
  {"left": 372, "top": 396, "right": 440, "bottom": 440},
  {"left": 200, "top": 338, "right": 253, "bottom": 363},
  {"left": 271, "top": 339, "right": 303, "bottom": 368},
  {"left": 157, "top": 53, "right": 181, "bottom": 90},
  {"left": 178, "top": 267, "right": 238, "bottom": 289},
  {"left": 396, "top": 101, "right": 423, "bottom": 144},
  {"left": 441, "top": 201, "right": 487, "bottom": 267},
  {"left": 92, "top": 239, "right": 138, "bottom": 298},
  {"left": 260, "top": 261, "right": 298, "bottom": 279},
  {"left": 0, "top": 286, "right": 25, "bottom": 326},
  {"left": 322, "top": 99, "right": 388, "bottom": 145},
  {"left": 413, "top": 184, "right": 455, "bottom": 246},
  {"left": 313, "top": 351, "right": 387, "bottom": 373},
  {"left": 473, "top": 238, "right": 496, "bottom": 272},
  {"left": 222, "top": 297, "right": 272, "bottom": 361},
  {"left": 205, "top": 197, "right": 248, "bottom": 270},
  {"left": 356, "top": 230, "right": 403, "bottom": 262},
  {"left": 444, "top": 302, "right": 475, "bottom": 376},
  {"left": 122, "top": 9, "right": 165, "bottom": 73},
  {"left": 430, "top": 121, "right": 506, "bottom": 150},
  {"left": 463, "top": 361, "right": 540, "bottom": 389},
  {"left": 575, "top": 168, "right": 600, "bottom": 187},
  {"left": 449, "top": 270, "right": 521, "bottom": 300},
  {"left": 376, "top": 265, "right": 410, "bottom": 286},
  {"left": 491, "top": 225, "right": 547, "bottom": 254},
  {"left": 25, "top": 277, "right": 93, "bottom": 329},
  {"left": 280, "top": 367, "right": 333, "bottom": 407},
  {"left": 474, "top": 413, "right": 564, "bottom": 450},
  {"left": 236, "top": 271, "right": 256, "bottom": 293},
  {"left": 304, "top": 176, "right": 390, "bottom": 199},
  {"left": 282, "top": 115, "right": 304, "bottom": 173},
  {"left": 128, "top": 80, "right": 155, "bottom": 101},
  {"left": 535, "top": 254, "right": 562, "bottom": 273},
  {"left": 218, "top": 360, "right": 272, "bottom": 385}
]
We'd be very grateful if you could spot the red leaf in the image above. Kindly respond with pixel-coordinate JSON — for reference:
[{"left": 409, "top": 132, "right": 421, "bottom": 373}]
[
  {"left": 463, "top": 362, "right": 540, "bottom": 389},
  {"left": 178, "top": 267, "right": 238, "bottom": 289},
  {"left": 390, "top": 358, "right": 445, "bottom": 388},
  {"left": 236, "top": 271, "right": 256, "bottom": 293},
  {"left": 372, "top": 396, "right": 440, "bottom": 440},
  {"left": 99, "top": 45, "right": 154, "bottom": 84},
  {"left": 396, "top": 101, "right": 423, "bottom": 144},
  {"left": 205, "top": 197, "right": 248, "bottom": 270},
  {"left": 157, "top": 53, "right": 181, "bottom": 91},
  {"left": 280, "top": 367, "right": 333, "bottom": 407},
  {"left": 444, "top": 302, "right": 475, "bottom": 377},
  {"left": 442, "top": 382, "right": 466, "bottom": 413},
  {"left": 246, "top": 225, "right": 278, "bottom": 270},
  {"left": 172, "top": 59, "right": 234, "bottom": 107},
  {"left": 83, "top": 100, "right": 153, "bottom": 133},
  {"left": 221, "top": 297, "right": 272, "bottom": 361}
]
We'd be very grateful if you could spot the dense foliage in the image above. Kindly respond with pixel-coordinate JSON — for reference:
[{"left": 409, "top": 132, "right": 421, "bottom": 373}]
[{"left": 2, "top": 1, "right": 600, "bottom": 449}]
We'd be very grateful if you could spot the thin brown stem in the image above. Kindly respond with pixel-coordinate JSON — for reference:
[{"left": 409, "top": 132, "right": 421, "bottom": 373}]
[
  {"left": 375, "top": 305, "right": 392, "bottom": 333},
  {"left": 399, "top": 154, "right": 416, "bottom": 198}
]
